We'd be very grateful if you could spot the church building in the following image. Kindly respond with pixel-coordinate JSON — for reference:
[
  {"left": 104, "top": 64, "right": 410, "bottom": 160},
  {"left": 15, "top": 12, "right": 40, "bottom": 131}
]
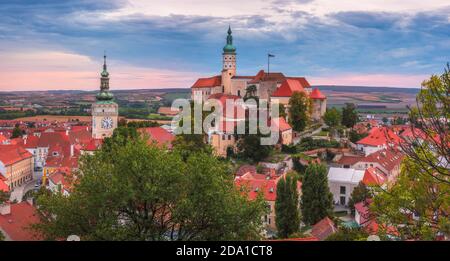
[{"left": 91, "top": 55, "right": 118, "bottom": 139}]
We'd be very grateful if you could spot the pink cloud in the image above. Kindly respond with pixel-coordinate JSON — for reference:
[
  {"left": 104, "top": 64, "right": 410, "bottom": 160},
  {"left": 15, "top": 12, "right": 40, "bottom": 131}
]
[{"left": 0, "top": 51, "right": 203, "bottom": 91}]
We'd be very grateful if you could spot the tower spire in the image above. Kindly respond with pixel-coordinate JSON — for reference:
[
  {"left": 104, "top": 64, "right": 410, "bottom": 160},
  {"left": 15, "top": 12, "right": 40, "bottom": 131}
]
[
  {"left": 96, "top": 53, "right": 113, "bottom": 102},
  {"left": 223, "top": 26, "right": 236, "bottom": 54}
]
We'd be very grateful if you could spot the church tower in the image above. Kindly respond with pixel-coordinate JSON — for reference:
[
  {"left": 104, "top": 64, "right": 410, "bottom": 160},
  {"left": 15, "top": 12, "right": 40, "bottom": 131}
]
[
  {"left": 91, "top": 55, "right": 118, "bottom": 139},
  {"left": 221, "top": 26, "right": 236, "bottom": 95}
]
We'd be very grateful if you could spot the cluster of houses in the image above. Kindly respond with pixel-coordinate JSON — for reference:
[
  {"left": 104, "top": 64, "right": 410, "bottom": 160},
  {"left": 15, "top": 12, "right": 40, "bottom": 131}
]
[{"left": 0, "top": 27, "right": 435, "bottom": 241}]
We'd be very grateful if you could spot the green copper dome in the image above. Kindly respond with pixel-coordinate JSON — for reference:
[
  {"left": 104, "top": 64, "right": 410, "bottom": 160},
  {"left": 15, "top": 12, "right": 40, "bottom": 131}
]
[{"left": 223, "top": 26, "right": 236, "bottom": 54}]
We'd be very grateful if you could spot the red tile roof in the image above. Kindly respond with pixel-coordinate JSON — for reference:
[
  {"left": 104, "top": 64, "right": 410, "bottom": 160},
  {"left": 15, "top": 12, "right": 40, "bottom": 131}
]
[
  {"left": 235, "top": 175, "right": 278, "bottom": 201},
  {"left": 0, "top": 145, "right": 33, "bottom": 166},
  {"left": 271, "top": 117, "right": 292, "bottom": 132},
  {"left": 271, "top": 79, "right": 307, "bottom": 97},
  {"left": 83, "top": 138, "right": 103, "bottom": 151},
  {"left": 21, "top": 135, "right": 40, "bottom": 148},
  {"left": 400, "top": 127, "right": 427, "bottom": 140},
  {"left": 336, "top": 155, "right": 363, "bottom": 166},
  {"left": 49, "top": 169, "right": 73, "bottom": 193},
  {"left": 310, "top": 88, "right": 326, "bottom": 100},
  {"left": 357, "top": 126, "right": 402, "bottom": 147},
  {"left": 68, "top": 129, "right": 92, "bottom": 145},
  {"left": 362, "top": 149, "right": 404, "bottom": 173},
  {"left": 191, "top": 75, "right": 222, "bottom": 88},
  {"left": 355, "top": 199, "right": 372, "bottom": 226},
  {"left": 362, "top": 167, "right": 387, "bottom": 186},
  {"left": 0, "top": 202, "right": 42, "bottom": 241},
  {"left": 311, "top": 217, "right": 337, "bottom": 240},
  {"left": 235, "top": 172, "right": 301, "bottom": 202},
  {"left": 249, "top": 70, "right": 286, "bottom": 84},
  {"left": 139, "top": 127, "right": 175, "bottom": 148}
]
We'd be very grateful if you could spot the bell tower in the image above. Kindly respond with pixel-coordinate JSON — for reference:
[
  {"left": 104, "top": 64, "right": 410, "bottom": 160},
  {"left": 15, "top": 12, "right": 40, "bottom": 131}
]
[
  {"left": 91, "top": 54, "right": 118, "bottom": 139},
  {"left": 221, "top": 26, "right": 236, "bottom": 95}
]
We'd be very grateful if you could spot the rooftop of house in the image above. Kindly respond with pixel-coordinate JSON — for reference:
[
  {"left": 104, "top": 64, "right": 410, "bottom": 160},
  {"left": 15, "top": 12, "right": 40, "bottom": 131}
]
[
  {"left": 138, "top": 127, "right": 175, "bottom": 149},
  {"left": 0, "top": 201, "right": 42, "bottom": 241},
  {"left": 0, "top": 145, "right": 33, "bottom": 166},
  {"left": 191, "top": 75, "right": 222, "bottom": 88},
  {"left": 271, "top": 117, "right": 292, "bottom": 132},
  {"left": 357, "top": 126, "right": 402, "bottom": 147},
  {"left": 309, "top": 88, "right": 326, "bottom": 100},
  {"left": 271, "top": 78, "right": 307, "bottom": 97},
  {"left": 311, "top": 216, "right": 337, "bottom": 241},
  {"left": 362, "top": 148, "right": 404, "bottom": 173},
  {"left": 327, "top": 167, "right": 365, "bottom": 184},
  {"left": 235, "top": 172, "right": 301, "bottom": 202},
  {"left": 362, "top": 167, "right": 387, "bottom": 186}
]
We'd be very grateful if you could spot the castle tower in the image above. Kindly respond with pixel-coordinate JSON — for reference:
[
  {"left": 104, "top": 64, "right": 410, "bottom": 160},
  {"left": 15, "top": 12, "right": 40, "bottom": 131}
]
[
  {"left": 221, "top": 26, "right": 236, "bottom": 94},
  {"left": 91, "top": 55, "right": 118, "bottom": 139}
]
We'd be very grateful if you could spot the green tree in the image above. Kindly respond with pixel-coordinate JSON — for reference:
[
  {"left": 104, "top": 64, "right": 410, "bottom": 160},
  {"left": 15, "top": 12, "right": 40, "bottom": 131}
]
[
  {"left": 348, "top": 130, "right": 368, "bottom": 143},
  {"left": 288, "top": 91, "right": 311, "bottom": 132},
  {"left": 348, "top": 182, "right": 371, "bottom": 216},
  {"left": 237, "top": 133, "right": 273, "bottom": 163},
  {"left": 275, "top": 172, "right": 301, "bottom": 238},
  {"left": 382, "top": 117, "right": 388, "bottom": 124},
  {"left": 323, "top": 107, "right": 342, "bottom": 128},
  {"left": 278, "top": 104, "right": 287, "bottom": 119},
  {"left": 301, "top": 164, "right": 333, "bottom": 225},
  {"left": 0, "top": 191, "right": 9, "bottom": 206},
  {"left": 172, "top": 134, "right": 213, "bottom": 161},
  {"left": 372, "top": 64, "right": 450, "bottom": 240},
  {"left": 11, "top": 124, "right": 22, "bottom": 139},
  {"left": 33, "top": 136, "right": 265, "bottom": 240},
  {"left": 372, "top": 157, "right": 450, "bottom": 240},
  {"left": 341, "top": 103, "right": 358, "bottom": 128}
]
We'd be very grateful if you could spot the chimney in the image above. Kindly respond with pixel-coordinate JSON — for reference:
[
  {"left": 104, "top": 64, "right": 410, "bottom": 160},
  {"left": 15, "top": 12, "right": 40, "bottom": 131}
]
[
  {"left": 70, "top": 144, "right": 74, "bottom": 157},
  {"left": 0, "top": 201, "right": 11, "bottom": 215},
  {"left": 66, "top": 129, "right": 69, "bottom": 136}
]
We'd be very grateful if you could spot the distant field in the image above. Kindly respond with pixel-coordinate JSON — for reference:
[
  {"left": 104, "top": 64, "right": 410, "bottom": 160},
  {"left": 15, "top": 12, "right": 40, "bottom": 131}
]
[
  {"left": 15, "top": 115, "right": 92, "bottom": 122},
  {"left": 316, "top": 85, "right": 418, "bottom": 113}
]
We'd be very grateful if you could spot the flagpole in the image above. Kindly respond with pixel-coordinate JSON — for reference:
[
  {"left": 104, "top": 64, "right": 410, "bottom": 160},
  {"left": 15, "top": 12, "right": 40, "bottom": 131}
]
[{"left": 267, "top": 53, "right": 270, "bottom": 80}]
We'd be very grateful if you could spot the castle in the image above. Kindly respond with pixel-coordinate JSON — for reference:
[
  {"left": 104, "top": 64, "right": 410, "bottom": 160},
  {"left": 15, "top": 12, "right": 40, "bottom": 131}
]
[
  {"left": 190, "top": 27, "right": 327, "bottom": 156},
  {"left": 190, "top": 26, "right": 326, "bottom": 120}
]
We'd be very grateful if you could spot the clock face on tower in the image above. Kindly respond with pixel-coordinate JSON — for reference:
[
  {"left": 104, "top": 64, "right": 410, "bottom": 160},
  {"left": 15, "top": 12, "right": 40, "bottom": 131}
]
[{"left": 101, "top": 117, "right": 113, "bottom": 129}]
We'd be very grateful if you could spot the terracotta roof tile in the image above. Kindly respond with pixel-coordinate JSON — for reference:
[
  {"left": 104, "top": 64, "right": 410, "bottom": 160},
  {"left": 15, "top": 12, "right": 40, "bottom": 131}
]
[
  {"left": 191, "top": 75, "right": 221, "bottom": 88},
  {"left": 311, "top": 217, "right": 337, "bottom": 240},
  {"left": 0, "top": 202, "right": 42, "bottom": 241}
]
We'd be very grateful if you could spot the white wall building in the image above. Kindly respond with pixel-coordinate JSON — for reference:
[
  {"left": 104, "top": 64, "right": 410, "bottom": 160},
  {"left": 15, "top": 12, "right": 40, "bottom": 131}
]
[{"left": 327, "top": 167, "right": 365, "bottom": 206}]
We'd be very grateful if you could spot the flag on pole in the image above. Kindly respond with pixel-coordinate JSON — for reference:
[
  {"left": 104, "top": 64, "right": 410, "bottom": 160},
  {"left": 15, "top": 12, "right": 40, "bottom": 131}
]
[{"left": 268, "top": 53, "right": 275, "bottom": 57}]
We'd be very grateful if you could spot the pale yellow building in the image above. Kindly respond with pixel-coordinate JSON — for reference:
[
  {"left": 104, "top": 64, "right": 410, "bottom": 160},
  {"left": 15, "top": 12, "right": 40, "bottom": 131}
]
[{"left": 0, "top": 145, "right": 34, "bottom": 190}]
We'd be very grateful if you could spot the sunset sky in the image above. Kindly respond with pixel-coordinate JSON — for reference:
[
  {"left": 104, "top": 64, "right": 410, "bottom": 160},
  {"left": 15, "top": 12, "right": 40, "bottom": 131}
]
[{"left": 0, "top": 0, "right": 449, "bottom": 91}]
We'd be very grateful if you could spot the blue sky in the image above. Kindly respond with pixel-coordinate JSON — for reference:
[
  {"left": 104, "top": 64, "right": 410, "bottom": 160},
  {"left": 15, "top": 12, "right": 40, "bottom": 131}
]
[{"left": 0, "top": 0, "right": 449, "bottom": 91}]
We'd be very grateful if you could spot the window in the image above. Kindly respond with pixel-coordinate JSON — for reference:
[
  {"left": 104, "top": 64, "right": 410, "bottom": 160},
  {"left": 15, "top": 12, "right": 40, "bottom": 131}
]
[
  {"left": 222, "top": 135, "right": 225, "bottom": 140},
  {"left": 237, "top": 90, "right": 241, "bottom": 97},
  {"left": 340, "top": 186, "right": 346, "bottom": 194},
  {"left": 340, "top": 196, "right": 346, "bottom": 205}
]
